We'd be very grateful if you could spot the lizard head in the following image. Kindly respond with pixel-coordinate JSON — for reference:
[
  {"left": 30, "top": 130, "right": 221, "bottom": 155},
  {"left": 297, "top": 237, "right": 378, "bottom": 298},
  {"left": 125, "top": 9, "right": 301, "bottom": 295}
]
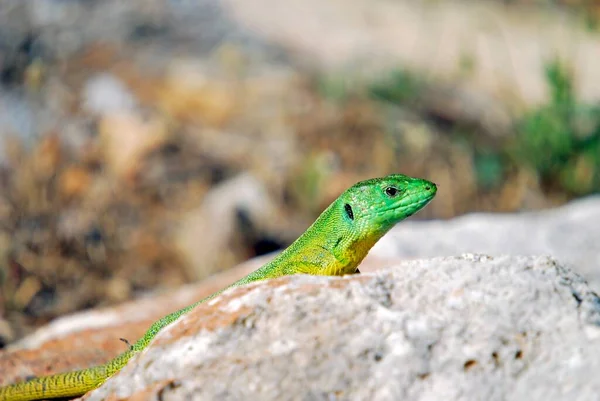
[
  {"left": 281, "top": 173, "right": 437, "bottom": 277},
  {"left": 338, "top": 173, "right": 437, "bottom": 236}
]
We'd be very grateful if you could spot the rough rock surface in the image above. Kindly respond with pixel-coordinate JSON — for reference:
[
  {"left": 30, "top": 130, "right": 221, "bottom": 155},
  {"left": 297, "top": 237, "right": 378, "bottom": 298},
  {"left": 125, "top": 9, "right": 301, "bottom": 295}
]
[
  {"left": 78, "top": 254, "right": 600, "bottom": 401},
  {"left": 375, "top": 196, "right": 600, "bottom": 291}
]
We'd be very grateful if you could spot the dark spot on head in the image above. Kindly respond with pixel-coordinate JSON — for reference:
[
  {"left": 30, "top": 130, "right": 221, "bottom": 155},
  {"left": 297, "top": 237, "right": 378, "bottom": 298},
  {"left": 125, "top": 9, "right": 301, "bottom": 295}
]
[
  {"left": 344, "top": 203, "right": 354, "bottom": 220},
  {"left": 515, "top": 350, "right": 523, "bottom": 359}
]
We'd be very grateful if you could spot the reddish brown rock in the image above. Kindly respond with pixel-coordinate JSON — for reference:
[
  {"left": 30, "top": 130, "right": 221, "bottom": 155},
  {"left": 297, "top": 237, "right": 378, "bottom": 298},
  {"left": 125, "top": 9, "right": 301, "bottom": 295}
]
[{"left": 0, "top": 259, "right": 263, "bottom": 387}]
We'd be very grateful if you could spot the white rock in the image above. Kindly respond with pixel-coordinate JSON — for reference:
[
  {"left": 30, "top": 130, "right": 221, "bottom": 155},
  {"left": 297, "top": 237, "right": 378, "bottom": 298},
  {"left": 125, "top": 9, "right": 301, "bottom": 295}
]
[
  {"left": 374, "top": 196, "right": 600, "bottom": 291},
  {"left": 85, "top": 255, "right": 600, "bottom": 401}
]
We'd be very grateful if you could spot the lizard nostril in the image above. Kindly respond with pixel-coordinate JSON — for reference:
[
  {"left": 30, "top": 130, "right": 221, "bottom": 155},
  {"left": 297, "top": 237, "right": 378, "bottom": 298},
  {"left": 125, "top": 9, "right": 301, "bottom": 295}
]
[{"left": 425, "top": 185, "right": 431, "bottom": 191}]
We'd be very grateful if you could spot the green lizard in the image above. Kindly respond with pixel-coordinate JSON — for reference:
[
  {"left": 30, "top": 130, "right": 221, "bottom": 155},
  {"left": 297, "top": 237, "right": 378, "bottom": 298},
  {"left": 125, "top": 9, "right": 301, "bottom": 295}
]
[{"left": 0, "top": 173, "right": 436, "bottom": 401}]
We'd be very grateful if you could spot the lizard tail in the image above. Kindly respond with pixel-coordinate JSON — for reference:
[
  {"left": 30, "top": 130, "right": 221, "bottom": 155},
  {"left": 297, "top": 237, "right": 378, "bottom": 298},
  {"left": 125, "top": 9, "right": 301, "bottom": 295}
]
[
  {"left": 0, "top": 349, "right": 135, "bottom": 401},
  {"left": 0, "top": 367, "right": 106, "bottom": 401},
  {"left": 0, "top": 303, "right": 197, "bottom": 401}
]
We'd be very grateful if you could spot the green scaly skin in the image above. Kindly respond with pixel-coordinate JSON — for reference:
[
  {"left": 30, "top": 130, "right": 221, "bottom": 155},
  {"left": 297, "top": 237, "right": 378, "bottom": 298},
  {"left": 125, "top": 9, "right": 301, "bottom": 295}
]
[{"left": 0, "top": 174, "right": 436, "bottom": 401}]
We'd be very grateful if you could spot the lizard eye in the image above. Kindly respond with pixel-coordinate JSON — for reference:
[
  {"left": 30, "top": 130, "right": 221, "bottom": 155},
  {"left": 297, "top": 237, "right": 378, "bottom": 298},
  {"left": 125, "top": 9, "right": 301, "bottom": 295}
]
[{"left": 384, "top": 186, "right": 400, "bottom": 197}]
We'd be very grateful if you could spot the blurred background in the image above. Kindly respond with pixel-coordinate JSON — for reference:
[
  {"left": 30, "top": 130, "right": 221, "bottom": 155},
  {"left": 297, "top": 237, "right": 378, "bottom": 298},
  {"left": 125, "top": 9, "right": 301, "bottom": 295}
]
[{"left": 0, "top": 0, "right": 598, "bottom": 346}]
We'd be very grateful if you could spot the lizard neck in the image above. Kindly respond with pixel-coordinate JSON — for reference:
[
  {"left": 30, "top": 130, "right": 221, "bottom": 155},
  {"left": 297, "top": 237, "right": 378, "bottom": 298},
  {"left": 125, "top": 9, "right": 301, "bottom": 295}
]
[{"left": 275, "top": 200, "right": 388, "bottom": 276}]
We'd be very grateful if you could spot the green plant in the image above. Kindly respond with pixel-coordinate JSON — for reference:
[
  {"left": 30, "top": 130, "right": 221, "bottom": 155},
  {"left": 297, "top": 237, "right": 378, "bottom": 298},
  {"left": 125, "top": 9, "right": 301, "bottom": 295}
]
[
  {"left": 513, "top": 59, "right": 600, "bottom": 195},
  {"left": 368, "top": 68, "right": 424, "bottom": 105}
]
